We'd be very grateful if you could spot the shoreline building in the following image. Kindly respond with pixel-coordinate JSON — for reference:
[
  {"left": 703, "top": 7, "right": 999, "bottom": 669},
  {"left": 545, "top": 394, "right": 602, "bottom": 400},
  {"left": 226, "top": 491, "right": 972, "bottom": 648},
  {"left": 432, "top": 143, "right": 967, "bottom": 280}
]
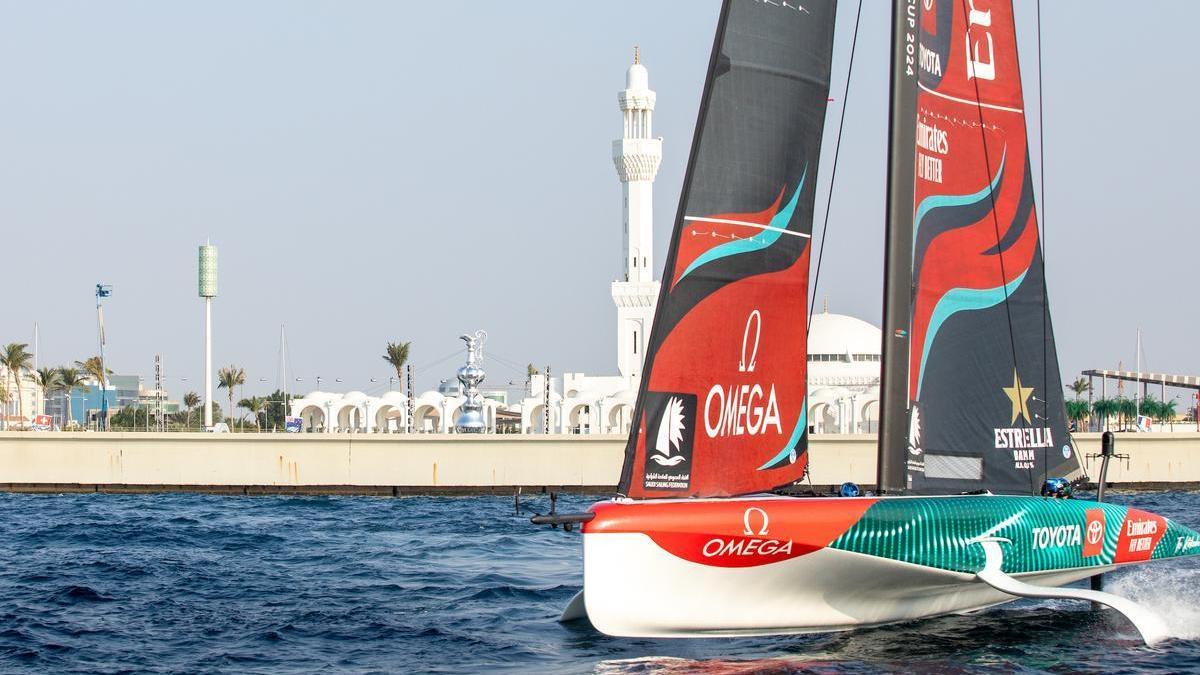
[
  {"left": 518, "top": 52, "right": 662, "bottom": 435},
  {"left": 290, "top": 379, "right": 507, "bottom": 435},
  {"left": 0, "top": 365, "right": 42, "bottom": 430},
  {"left": 806, "top": 308, "right": 881, "bottom": 434},
  {"left": 285, "top": 55, "right": 882, "bottom": 435}
]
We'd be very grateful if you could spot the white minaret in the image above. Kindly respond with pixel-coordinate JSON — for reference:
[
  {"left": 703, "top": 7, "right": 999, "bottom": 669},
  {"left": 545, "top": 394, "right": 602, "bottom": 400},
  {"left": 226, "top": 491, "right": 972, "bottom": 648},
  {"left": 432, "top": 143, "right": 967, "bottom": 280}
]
[{"left": 611, "top": 48, "right": 662, "bottom": 382}]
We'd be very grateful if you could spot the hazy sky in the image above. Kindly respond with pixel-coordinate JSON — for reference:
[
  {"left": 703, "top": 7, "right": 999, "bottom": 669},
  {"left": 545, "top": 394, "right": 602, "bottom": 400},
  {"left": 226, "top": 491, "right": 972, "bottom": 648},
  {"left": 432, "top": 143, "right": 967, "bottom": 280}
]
[{"left": 2, "top": 1, "right": 1196, "bottom": 406}]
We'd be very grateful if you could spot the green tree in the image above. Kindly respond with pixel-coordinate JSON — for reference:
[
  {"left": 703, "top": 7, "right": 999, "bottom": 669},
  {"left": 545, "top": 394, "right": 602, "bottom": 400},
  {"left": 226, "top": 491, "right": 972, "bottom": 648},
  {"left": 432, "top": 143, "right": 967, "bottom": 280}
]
[
  {"left": 1091, "top": 398, "right": 1116, "bottom": 432},
  {"left": 383, "top": 341, "right": 411, "bottom": 388},
  {"left": 183, "top": 392, "right": 201, "bottom": 430},
  {"left": 1065, "top": 377, "right": 1090, "bottom": 402},
  {"left": 57, "top": 367, "right": 86, "bottom": 429},
  {"left": 111, "top": 405, "right": 148, "bottom": 431},
  {"left": 75, "top": 356, "right": 114, "bottom": 430},
  {"left": 74, "top": 356, "right": 112, "bottom": 388},
  {"left": 217, "top": 366, "right": 246, "bottom": 425},
  {"left": 33, "top": 367, "right": 62, "bottom": 422},
  {"left": 195, "top": 400, "right": 222, "bottom": 429},
  {"left": 1116, "top": 397, "right": 1137, "bottom": 431},
  {"left": 1065, "top": 400, "right": 1090, "bottom": 433},
  {"left": 238, "top": 395, "right": 268, "bottom": 431},
  {"left": 1, "top": 343, "right": 34, "bottom": 427},
  {"left": 1139, "top": 396, "right": 1161, "bottom": 430},
  {"left": 261, "top": 389, "right": 290, "bottom": 430},
  {"left": 1161, "top": 399, "right": 1178, "bottom": 431}
]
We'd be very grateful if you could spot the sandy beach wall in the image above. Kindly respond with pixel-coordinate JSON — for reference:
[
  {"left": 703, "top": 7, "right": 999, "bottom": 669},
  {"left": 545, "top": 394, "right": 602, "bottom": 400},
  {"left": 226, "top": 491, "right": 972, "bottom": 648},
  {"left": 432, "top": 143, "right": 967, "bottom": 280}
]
[{"left": 0, "top": 432, "right": 1195, "bottom": 494}]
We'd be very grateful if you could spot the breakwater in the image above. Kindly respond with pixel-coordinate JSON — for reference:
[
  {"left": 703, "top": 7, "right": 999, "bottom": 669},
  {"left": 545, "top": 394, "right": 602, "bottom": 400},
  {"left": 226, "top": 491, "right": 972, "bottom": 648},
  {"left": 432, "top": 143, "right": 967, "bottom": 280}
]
[{"left": 0, "top": 432, "right": 1195, "bottom": 495}]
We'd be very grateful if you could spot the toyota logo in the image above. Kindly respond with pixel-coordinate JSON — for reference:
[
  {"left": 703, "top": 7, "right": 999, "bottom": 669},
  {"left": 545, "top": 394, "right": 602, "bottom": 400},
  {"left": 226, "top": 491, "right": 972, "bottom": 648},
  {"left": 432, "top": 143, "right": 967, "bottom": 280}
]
[{"left": 1086, "top": 519, "right": 1104, "bottom": 546}]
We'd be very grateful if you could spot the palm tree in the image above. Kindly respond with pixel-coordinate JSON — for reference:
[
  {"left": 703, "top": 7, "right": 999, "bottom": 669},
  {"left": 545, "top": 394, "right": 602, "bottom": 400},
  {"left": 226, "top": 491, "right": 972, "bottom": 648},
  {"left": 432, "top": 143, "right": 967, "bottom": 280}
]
[
  {"left": 183, "top": 392, "right": 201, "bottom": 430},
  {"left": 1091, "top": 398, "right": 1116, "bottom": 432},
  {"left": 382, "top": 341, "right": 411, "bottom": 388},
  {"left": 1162, "top": 399, "right": 1178, "bottom": 431},
  {"left": 57, "top": 367, "right": 86, "bottom": 429},
  {"left": 33, "top": 367, "right": 62, "bottom": 422},
  {"left": 75, "top": 356, "right": 113, "bottom": 430},
  {"left": 0, "top": 381, "right": 9, "bottom": 430},
  {"left": 238, "top": 396, "right": 268, "bottom": 431},
  {"left": 217, "top": 366, "right": 246, "bottom": 426},
  {"left": 1, "top": 343, "right": 34, "bottom": 428},
  {"left": 1116, "top": 397, "right": 1137, "bottom": 431},
  {"left": 1065, "top": 400, "right": 1090, "bottom": 433},
  {"left": 1065, "top": 377, "right": 1089, "bottom": 402},
  {"left": 1138, "top": 396, "right": 1161, "bottom": 431},
  {"left": 75, "top": 356, "right": 111, "bottom": 389}
]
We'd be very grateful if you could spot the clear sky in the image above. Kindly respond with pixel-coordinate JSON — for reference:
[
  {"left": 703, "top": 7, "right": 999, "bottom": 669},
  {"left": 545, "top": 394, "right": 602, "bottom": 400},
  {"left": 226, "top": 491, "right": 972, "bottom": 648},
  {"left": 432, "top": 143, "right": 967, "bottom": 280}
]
[{"left": 2, "top": 1, "right": 1196, "bottom": 407}]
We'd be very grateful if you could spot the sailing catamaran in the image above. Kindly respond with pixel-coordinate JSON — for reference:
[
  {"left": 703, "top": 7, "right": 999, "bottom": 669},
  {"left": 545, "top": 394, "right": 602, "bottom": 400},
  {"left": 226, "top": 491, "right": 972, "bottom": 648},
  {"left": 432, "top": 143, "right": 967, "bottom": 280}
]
[{"left": 537, "top": 0, "right": 1199, "bottom": 643}]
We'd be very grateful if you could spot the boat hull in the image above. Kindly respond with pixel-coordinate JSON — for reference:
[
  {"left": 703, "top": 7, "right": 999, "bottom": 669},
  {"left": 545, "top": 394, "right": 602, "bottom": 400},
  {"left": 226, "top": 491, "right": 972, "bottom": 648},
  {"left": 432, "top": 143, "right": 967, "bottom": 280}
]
[{"left": 580, "top": 494, "right": 1200, "bottom": 637}]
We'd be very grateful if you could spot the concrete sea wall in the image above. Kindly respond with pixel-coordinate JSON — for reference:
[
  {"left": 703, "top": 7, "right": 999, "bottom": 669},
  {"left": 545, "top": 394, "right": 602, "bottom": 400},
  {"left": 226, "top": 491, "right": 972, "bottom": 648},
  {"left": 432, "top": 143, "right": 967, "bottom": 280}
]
[{"left": 0, "top": 432, "right": 1195, "bottom": 495}]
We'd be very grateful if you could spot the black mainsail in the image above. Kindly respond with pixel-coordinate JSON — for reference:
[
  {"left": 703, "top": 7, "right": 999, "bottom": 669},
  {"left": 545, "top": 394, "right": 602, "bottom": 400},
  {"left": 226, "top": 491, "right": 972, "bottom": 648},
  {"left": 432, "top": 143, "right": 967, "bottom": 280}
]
[
  {"left": 618, "top": 0, "right": 837, "bottom": 499},
  {"left": 880, "top": 0, "right": 1082, "bottom": 495}
]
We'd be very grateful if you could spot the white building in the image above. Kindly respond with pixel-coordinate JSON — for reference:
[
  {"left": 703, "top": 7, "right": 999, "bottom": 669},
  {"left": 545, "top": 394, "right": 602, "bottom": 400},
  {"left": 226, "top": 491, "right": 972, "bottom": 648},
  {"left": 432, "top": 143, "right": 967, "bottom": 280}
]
[
  {"left": 289, "top": 379, "right": 506, "bottom": 434},
  {"left": 0, "top": 365, "right": 44, "bottom": 429},
  {"left": 518, "top": 52, "right": 662, "bottom": 435},
  {"left": 286, "top": 54, "right": 881, "bottom": 436},
  {"left": 806, "top": 309, "right": 882, "bottom": 434}
]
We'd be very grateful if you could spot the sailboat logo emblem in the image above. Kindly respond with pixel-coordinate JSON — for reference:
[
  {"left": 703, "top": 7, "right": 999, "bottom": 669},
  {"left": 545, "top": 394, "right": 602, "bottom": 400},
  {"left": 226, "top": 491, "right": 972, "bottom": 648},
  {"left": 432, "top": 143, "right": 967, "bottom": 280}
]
[
  {"left": 651, "top": 397, "right": 688, "bottom": 467},
  {"left": 642, "top": 391, "right": 696, "bottom": 491}
]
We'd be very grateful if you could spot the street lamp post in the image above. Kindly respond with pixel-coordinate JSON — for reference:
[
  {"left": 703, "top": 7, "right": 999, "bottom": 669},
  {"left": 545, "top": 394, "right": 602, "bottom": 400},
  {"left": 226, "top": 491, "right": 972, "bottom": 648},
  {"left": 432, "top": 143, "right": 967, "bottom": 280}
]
[
  {"left": 198, "top": 244, "right": 218, "bottom": 430},
  {"left": 95, "top": 284, "right": 112, "bottom": 430}
]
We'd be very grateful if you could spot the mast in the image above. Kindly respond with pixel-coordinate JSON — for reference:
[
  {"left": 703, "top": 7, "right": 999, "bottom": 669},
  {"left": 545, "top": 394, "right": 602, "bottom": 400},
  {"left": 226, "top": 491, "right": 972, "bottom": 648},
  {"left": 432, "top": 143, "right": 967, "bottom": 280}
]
[
  {"left": 877, "top": 0, "right": 918, "bottom": 494},
  {"left": 1135, "top": 328, "right": 1141, "bottom": 426}
]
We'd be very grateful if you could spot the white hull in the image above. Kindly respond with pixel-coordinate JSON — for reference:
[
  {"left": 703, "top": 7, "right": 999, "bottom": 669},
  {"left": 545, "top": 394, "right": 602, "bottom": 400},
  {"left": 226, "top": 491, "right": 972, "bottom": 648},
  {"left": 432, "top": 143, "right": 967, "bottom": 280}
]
[{"left": 583, "top": 531, "right": 1107, "bottom": 638}]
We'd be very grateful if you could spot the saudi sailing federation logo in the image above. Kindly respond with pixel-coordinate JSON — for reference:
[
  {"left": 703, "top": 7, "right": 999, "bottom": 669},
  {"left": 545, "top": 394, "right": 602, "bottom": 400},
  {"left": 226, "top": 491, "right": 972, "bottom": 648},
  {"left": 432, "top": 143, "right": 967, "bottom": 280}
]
[
  {"left": 642, "top": 391, "right": 696, "bottom": 491},
  {"left": 652, "top": 396, "right": 688, "bottom": 467}
]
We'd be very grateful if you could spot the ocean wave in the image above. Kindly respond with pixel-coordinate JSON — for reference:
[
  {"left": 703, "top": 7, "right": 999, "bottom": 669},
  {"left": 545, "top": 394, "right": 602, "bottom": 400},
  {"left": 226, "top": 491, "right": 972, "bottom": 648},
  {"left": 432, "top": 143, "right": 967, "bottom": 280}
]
[{"left": 0, "top": 492, "right": 1192, "bottom": 672}]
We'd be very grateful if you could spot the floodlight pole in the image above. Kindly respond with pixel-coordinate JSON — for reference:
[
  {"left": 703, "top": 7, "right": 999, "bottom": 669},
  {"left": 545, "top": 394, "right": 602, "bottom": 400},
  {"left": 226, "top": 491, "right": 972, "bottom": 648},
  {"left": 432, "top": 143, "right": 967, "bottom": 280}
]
[
  {"left": 199, "top": 245, "right": 218, "bottom": 430},
  {"left": 95, "top": 283, "right": 112, "bottom": 430}
]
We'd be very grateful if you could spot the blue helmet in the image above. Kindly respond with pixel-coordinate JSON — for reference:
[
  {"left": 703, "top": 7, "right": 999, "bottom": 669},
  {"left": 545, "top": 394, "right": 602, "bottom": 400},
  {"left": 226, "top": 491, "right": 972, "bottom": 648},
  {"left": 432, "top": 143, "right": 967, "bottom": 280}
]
[
  {"left": 839, "top": 482, "right": 862, "bottom": 498},
  {"left": 1041, "top": 477, "right": 1073, "bottom": 499}
]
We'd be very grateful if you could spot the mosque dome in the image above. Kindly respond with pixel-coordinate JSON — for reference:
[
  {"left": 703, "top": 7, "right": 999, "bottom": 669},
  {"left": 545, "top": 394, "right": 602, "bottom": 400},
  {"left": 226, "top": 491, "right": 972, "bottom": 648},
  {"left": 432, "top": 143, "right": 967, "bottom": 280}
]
[{"left": 808, "top": 311, "right": 881, "bottom": 358}]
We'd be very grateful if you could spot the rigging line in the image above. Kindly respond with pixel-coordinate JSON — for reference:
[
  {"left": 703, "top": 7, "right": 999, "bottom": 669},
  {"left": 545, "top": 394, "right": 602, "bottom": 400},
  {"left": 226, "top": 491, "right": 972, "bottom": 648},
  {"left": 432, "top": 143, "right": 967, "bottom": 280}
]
[
  {"left": 486, "top": 351, "right": 536, "bottom": 373},
  {"left": 413, "top": 348, "right": 464, "bottom": 375},
  {"left": 957, "top": 0, "right": 1030, "bottom": 490},
  {"left": 807, "top": 0, "right": 863, "bottom": 331}
]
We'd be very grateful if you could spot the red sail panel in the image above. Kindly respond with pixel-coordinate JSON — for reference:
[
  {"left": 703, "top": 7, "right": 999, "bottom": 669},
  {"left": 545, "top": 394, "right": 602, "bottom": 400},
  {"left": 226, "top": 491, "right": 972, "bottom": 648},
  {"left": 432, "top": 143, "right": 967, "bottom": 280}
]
[
  {"left": 905, "top": 0, "right": 1079, "bottom": 494},
  {"left": 618, "top": 0, "right": 836, "bottom": 499}
]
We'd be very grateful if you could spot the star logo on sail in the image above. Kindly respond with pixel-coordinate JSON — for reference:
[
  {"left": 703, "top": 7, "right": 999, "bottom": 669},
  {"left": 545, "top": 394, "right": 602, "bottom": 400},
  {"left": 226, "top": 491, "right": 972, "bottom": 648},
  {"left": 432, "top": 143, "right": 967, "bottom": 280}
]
[
  {"left": 1001, "top": 370, "right": 1034, "bottom": 424},
  {"left": 994, "top": 370, "right": 1052, "bottom": 468}
]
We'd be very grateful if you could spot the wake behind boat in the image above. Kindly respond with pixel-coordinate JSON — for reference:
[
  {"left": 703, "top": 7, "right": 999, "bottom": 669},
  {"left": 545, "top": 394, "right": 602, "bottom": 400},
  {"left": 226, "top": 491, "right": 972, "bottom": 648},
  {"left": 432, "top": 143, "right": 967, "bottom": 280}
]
[{"left": 538, "top": 0, "right": 1200, "bottom": 644}]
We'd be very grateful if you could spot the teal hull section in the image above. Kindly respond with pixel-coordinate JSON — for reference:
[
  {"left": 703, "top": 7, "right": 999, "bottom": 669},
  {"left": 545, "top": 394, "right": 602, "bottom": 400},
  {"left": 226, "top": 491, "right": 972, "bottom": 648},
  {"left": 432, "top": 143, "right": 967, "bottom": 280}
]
[{"left": 829, "top": 496, "right": 1200, "bottom": 575}]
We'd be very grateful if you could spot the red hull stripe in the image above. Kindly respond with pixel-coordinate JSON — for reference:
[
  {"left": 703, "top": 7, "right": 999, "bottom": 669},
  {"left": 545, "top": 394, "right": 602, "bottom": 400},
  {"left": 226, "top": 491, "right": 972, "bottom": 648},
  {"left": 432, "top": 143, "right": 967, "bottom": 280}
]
[{"left": 586, "top": 499, "right": 877, "bottom": 568}]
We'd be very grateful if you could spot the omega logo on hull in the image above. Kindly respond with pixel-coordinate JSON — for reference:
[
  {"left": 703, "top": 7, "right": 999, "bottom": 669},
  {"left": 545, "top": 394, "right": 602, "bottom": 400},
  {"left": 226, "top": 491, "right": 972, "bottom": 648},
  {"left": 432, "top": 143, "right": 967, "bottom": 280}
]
[{"left": 701, "top": 506, "right": 794, "bottom": 559}]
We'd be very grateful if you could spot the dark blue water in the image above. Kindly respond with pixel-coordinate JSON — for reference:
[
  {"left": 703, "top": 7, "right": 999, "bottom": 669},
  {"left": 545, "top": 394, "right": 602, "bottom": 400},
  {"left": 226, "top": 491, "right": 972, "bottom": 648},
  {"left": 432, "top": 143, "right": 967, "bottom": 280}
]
[{"left": 0, "top": 490, "right": 1197, "bottom": 673}]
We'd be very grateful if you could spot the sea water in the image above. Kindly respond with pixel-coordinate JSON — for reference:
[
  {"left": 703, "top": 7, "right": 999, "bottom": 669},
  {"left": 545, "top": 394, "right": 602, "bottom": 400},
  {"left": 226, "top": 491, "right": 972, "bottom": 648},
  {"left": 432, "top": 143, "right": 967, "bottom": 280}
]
[{"left": 0, "top": 490, "right": 1197, "bottom": 673}]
